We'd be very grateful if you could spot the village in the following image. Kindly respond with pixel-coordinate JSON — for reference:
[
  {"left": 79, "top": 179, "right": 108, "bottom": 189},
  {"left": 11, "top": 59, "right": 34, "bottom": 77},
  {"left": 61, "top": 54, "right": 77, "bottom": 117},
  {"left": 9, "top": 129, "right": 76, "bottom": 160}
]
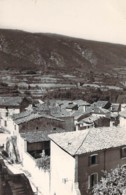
[{"left": 0, "top": 95, "right": 126, "bottom": 195}]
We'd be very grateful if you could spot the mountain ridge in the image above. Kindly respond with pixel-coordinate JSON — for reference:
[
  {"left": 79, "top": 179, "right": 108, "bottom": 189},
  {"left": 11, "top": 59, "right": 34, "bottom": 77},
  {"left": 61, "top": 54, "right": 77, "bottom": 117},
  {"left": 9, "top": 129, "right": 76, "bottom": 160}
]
[{"left": 0, "top": 28, "right": 126, "bottom": 76}]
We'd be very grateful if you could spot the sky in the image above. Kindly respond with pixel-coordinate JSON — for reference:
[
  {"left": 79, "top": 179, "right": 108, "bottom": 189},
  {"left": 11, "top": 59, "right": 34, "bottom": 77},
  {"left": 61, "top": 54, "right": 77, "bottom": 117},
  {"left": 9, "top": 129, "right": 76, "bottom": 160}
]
[{"left": 0, "top": 0, "right": 126, "bottom": 44}]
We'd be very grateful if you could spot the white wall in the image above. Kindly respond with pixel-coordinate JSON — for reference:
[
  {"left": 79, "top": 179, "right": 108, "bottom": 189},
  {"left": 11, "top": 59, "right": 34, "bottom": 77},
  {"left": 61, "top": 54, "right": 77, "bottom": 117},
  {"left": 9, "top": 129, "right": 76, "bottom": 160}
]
[
  {"left": 1, "top": 116, "right": 19, "bottom": 135},
  {"left": 119, "top": 117, "right": 126, "bottom": 127},
  {"left": 23, "top": 152, "right": 50, "bottom": 195},
  {"left": 121, "top": 104, "right": 126, "bottom": 111},
  {"left": 16, "top": 135, "right": 50, "bottom": 195},
  {"left": 0, "top": 108, "right": 20, "bottom": 118},
  {"left": 0, "top": 107, "right": 20, "bottom": 135},
  {"left": 50, "top": 141, "right": 76, "bottom": 195},
  {"left": 17, "top": 134, "right": 27, "bottom": 162}
]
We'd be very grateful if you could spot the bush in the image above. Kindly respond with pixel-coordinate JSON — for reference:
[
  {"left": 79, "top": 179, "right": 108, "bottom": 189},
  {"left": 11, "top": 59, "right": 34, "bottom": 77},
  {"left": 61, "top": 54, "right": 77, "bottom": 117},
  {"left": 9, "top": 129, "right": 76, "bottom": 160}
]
[
  {"left": 36, "top": 156, "right": 50, "bottom": 171},
  {"left": 93, "top": 166, "right": 126, "bottom": 195}
]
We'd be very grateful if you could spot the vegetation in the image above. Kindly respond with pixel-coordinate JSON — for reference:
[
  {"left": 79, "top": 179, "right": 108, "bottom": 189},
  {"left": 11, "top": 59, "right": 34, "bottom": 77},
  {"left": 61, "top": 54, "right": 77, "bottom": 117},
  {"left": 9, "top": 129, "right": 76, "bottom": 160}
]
[
  {"left": 93, "top": 166, "right": 126, "bottom": 195},
  {"left": 43, "top": 87, "right": 123, "bottom": 103},
  {"left": 36, "top": 156, "right": 50, "bottom": 171},
  {"left": 0, "top": 29, "right": 126, "bottom": 101}
]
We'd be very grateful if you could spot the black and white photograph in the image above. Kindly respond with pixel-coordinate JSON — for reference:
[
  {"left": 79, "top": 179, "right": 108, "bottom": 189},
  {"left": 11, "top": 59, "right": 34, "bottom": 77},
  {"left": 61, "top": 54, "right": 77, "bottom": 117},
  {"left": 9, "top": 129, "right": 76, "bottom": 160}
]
[{"left": 0, "top": 0, "right": 126, "bottom": 194}]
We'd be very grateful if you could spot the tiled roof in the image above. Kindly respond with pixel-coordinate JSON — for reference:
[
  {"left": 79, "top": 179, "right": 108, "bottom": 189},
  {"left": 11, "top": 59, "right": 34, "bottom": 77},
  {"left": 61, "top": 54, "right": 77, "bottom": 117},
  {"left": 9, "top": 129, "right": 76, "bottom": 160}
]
[
  {"left": 48, "top": 99, "right": 90, "bottom": 110},
  {"left": 49, "top": 127, "right": 126, "bottom": 156},
  {"left": 79, "top": 115, "right": 101, "bottom": 124},
  {"left": 12, "top": 111, "right": 64, "bottom": 125},
  {"left": 0, "top": 96, "right": 23, "bottom": 107},
  {"left": 92, "top": 107, "right": 110, "bottom": 114},
  {"left": 74, "top": 100, "right": 90, "bottom": 106},
  {"left": 33, "top": 102, "right": 50, "bottom": 112},
  {"left": 12, "top": 110, "right": 32, "bottom": 120},
  {"left": 86, "top": 106, "right": 110, "bottom": 115},
  {"left": 21, "top": 128, "right": 67, "bottom": 143},
  {"left": 71, "top": 109, "right": 90, "bottom": 120},
  {"left": 51, "top": 108, "right": 71, "bottom": 118},
  {"left": 91, "top": 101, "right": 109, "bottom": 108}
]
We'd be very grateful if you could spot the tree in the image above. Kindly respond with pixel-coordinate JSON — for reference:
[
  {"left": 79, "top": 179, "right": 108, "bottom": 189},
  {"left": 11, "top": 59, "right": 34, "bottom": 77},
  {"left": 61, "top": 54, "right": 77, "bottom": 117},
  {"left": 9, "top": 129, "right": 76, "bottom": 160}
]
[{"left": 93, "top": 166, "right": 126, "bottom": 195}]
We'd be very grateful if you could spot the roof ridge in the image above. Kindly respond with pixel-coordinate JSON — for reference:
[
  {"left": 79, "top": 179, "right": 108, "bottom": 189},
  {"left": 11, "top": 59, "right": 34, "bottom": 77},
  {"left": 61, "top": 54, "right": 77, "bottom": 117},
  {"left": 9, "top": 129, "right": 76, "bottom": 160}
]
[{"left": 74, "top": 129, "right": 90, "bottom": 155}]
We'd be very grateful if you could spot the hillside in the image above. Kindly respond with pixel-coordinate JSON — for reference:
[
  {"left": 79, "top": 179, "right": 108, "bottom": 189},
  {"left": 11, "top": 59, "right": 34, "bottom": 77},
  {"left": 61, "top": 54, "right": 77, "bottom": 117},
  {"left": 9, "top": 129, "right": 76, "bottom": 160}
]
[{"left": 0, "top": 29, "right": 126, "bottom": 76}]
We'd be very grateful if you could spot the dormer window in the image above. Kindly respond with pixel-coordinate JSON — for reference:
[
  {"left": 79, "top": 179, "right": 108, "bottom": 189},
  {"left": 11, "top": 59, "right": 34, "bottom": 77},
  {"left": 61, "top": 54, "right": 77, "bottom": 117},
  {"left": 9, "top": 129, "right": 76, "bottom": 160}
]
[{"left": 89, "top": 154, "right": 98, "bottom": 166}]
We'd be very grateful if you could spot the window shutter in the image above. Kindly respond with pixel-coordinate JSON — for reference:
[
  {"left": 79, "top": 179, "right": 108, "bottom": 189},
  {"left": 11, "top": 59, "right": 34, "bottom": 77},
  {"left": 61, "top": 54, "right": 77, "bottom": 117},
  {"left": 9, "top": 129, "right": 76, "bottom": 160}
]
[
  {"left": 96, "top": 154, "right": 99, "bottom": 164},
  {"left": 88, "top": 156, "right": 91, "bottom": 166},
  {"left": 121, "top": 147, "right": 126, "bottom": 158}
]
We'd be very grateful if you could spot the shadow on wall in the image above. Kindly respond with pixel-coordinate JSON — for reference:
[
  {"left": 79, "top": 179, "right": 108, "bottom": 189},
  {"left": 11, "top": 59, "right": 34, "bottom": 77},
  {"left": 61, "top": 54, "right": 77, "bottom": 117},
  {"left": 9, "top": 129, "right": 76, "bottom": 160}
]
[{"left": 6, "top": 136, "right": 21, "bottom": 163}]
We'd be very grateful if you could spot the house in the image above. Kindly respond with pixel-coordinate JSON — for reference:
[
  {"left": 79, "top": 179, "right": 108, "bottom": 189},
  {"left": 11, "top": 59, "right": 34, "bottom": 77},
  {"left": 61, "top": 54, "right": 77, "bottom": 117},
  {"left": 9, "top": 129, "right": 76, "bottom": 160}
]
[
  {"left": 40, "top": 100, "right": 90, "bottom": 130},
  {"left": 72, "top": 109, "right": 90, "bottom": 130},
  {"left": 3, "top": 110, "right": 65, "bottom": 134},
  {"left": 48, "top": 99, "right": 90, "bottom": 113},
  {"left": 76, "top": 115, "right": 110, "bottom": 130},
  {"left": 50, "top": 108, "right": 74, "bottom": 131},
  {"left": 19, "top": 127, "right": 67, "bottom": 159},
  {"left": 11, "top": 111, "right": 73, "bottom": 134},
  {"left": 72, "top": 106, "right": 110, "bottom": 130},
  {"left": 3, "top": 109, "right": 74, "bottom": 163},
  {"left": 91, "top": 107, "right": 110, "bottom": 118},
  {"left": 0, "top": 96, "right": 32, "bottom": 129},
  {"left": 0, "top": 96, "right": 32, "bottom": 117},
  {"left": 49, "top": 127, "right": 126, "bottom": 195},
  {"left": 74, "top": 100, "right": 90, "bottom": 112}
]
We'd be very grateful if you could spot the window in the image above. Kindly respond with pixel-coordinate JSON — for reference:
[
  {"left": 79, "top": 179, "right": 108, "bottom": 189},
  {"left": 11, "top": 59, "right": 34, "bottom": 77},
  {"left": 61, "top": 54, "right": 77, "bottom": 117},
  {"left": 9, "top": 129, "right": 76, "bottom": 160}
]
[
  {"left": 5, "top": 112, "right": 8, "bottom": 117},
  {"left": 14, "top": 125, "right": 16, "bottom": 130},
  {"left": 89, "top": 154, "right": 98, "bottom": 166},
  {"left": 4, "top": 120, "right": 7, "bottom": 127},
  {"left": 88, "top": 173, "right": 98, "bottom": 189},
  {"left": 121, "top": 147, "right": 126, "bottom": 158}
]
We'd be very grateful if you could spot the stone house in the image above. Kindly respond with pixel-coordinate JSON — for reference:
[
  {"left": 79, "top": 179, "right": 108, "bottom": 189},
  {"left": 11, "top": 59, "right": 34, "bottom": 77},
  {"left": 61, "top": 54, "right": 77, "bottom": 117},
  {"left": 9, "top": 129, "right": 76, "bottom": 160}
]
[
  {"left": 12, "top": 111, "right": 73, "bottom": 134},
  {"left": 49, "top": 127, "right": 126, "bottom": 195},
  {"left": 76, "top": 115, "right": 110, "bottom": 130},
  {"left": 6, "top": 110, "right": 74, "bottom": 161},
  {"left": 20, "top": 127, "right": 67, "bottom": 158}
]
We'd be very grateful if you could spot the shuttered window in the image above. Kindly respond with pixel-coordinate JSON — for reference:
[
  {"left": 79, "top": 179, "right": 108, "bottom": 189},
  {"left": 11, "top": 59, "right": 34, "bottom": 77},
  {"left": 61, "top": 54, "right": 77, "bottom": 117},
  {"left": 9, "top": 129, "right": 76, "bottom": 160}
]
[
  {"left": 4, "top": 120, "right": 7, "bottom": 127},
  {"left": 88, "top": 154, "right": 98, "bottom": 166}
]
